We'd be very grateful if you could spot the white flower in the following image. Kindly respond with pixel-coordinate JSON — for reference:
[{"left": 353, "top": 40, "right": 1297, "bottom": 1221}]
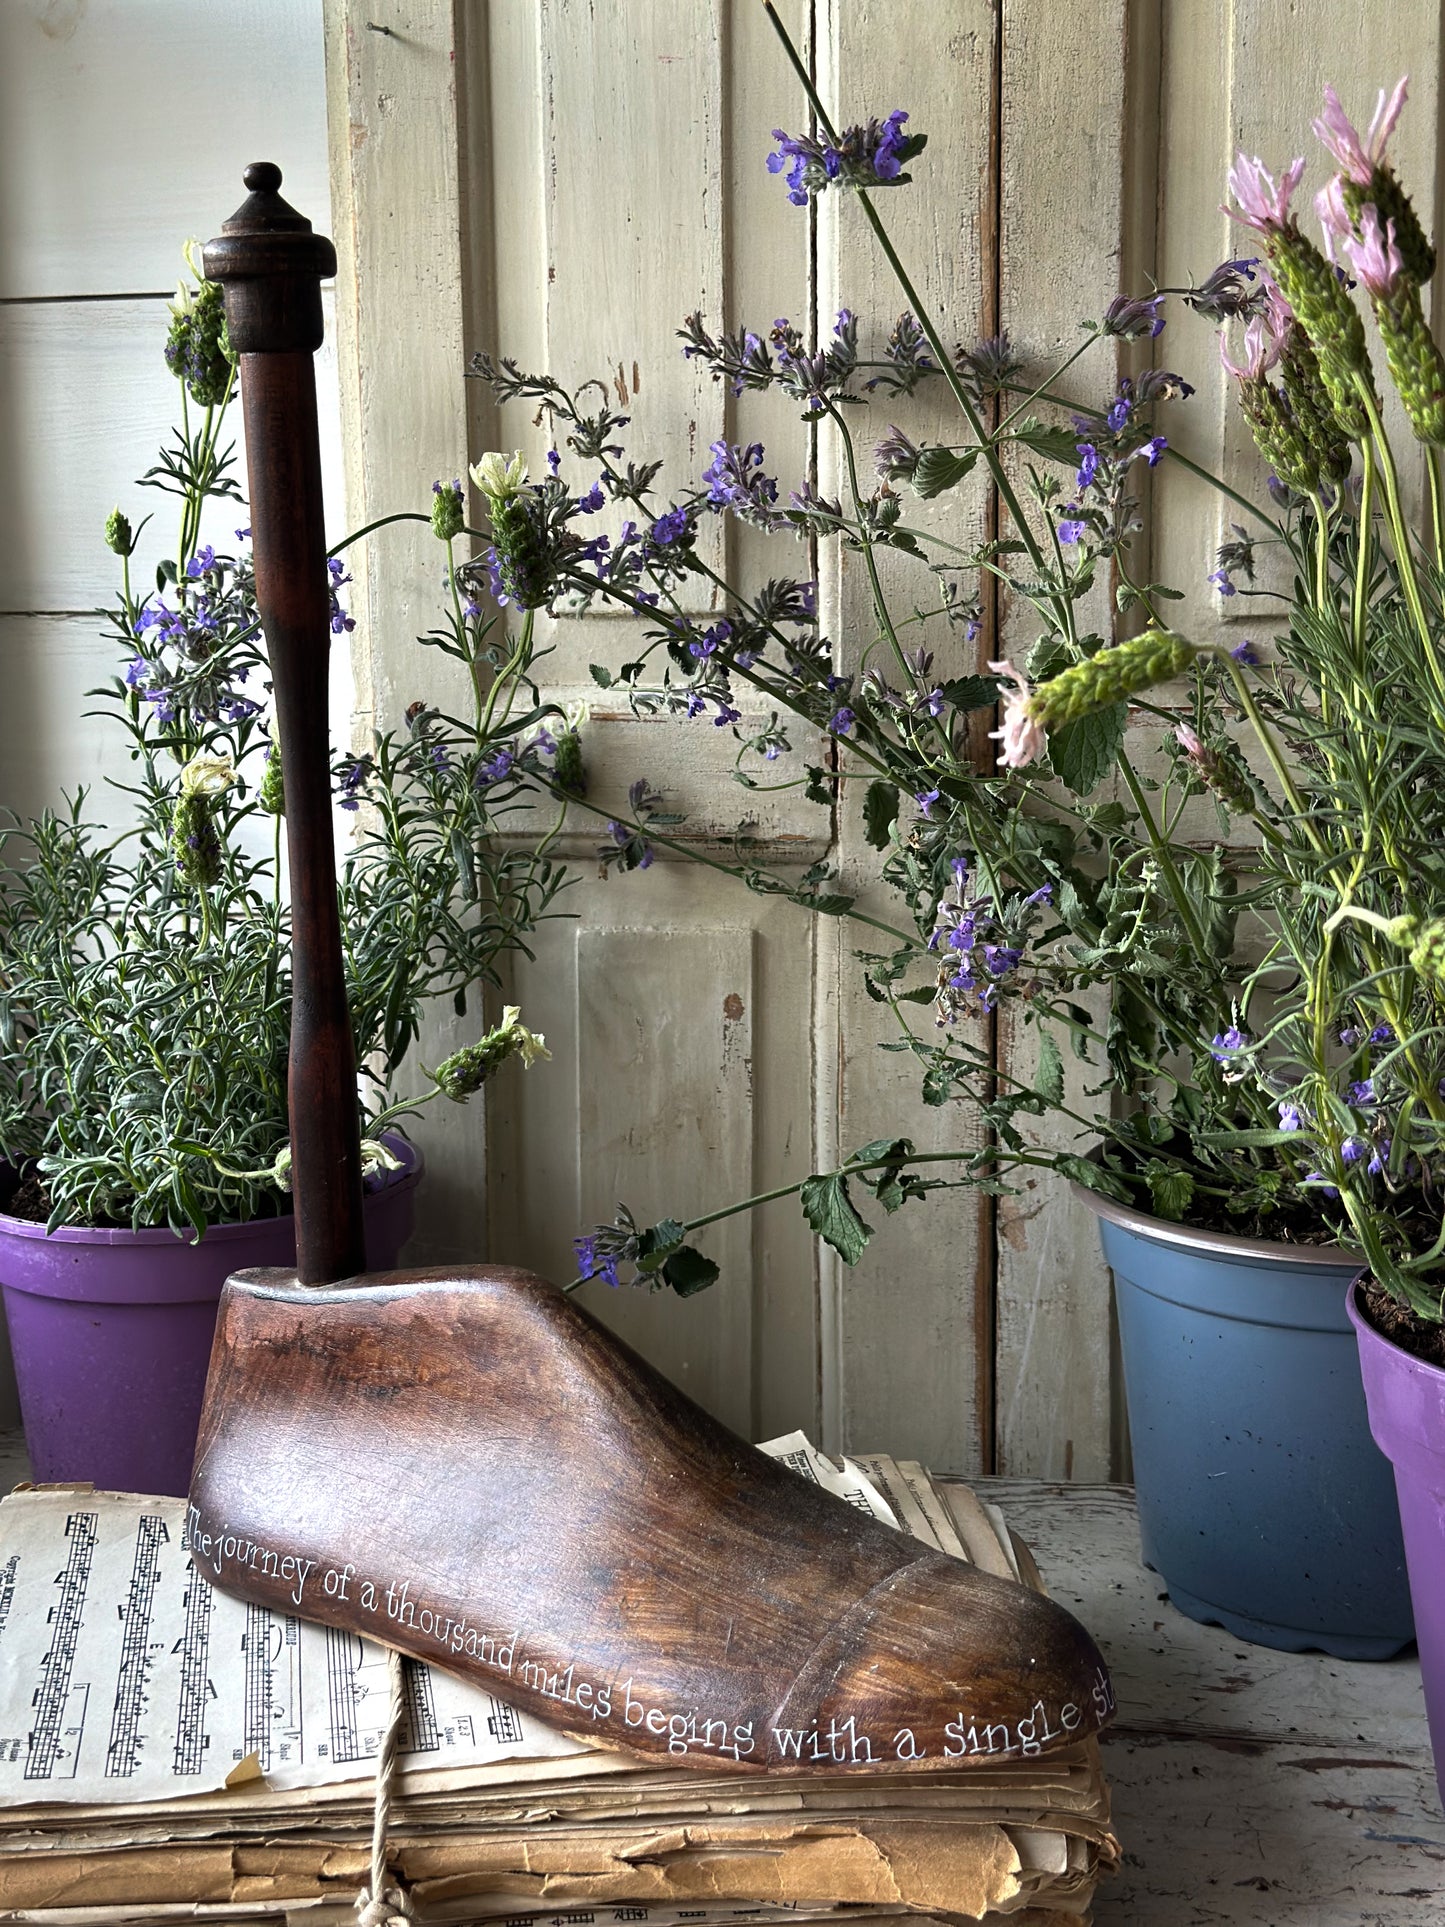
[
  {"left": 178, "top": 753, "right": 237, "bottom": 798},
  {"left": 469, "top": 451, "right": 528, "bottom": 501},
  {"left": 986, "top": 660, "right": 1047, "bottom": 769},
  {"left": 498, "top": 1004, "right": 550, "bottom": 1068}
]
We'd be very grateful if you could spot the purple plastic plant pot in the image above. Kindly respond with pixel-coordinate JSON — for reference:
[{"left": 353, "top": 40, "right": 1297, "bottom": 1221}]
[
  {"left": 0, "top": 1139, "right": 421, "bottom": 1499},
  {"left": 1349, "top": 1280, "right": 1445, "bottom": 1811}
]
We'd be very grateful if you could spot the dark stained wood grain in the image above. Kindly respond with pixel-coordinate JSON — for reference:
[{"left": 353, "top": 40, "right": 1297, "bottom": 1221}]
[
  {"left": 191, "top": 1264, "right": 1115, "bottom": 1772},
  {"left": 202, "top": 164, "right": 364, "bottom": 1286}
]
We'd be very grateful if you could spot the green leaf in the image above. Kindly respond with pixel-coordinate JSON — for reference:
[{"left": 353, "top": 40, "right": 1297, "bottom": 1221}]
[
  {"left": 589, "top": 663, "right": 613, "bottom": 688},
  {"left": 1056, "top": 1153, "right": 1131, "bottom": 1202},
  {"left": 1147, "top": 1166, "right": 1196, "bottom": 1222},
  {"left": 1049, "top": 701, "right": 1128, "bottom": 796},
  {"left": 1034, "top": 1027, "right": 1064, "bottom": 1109},
  {"left": 1008, "top": 417, "right": 1082, "bottom": 464},
  {"left": 804, "top": 766, "right": 832, "bottom": 806},
  {"left": 912, "top": 446, "right": 980, "bottom": 500},
  {"left": 635, "top": 1217, "right": 686, "bottom": 1273},
  {"left": 936, "top": 674, "right": 1000, "bottom": 711},
  {"left": 922, "top": 1062, "right": 953, "bottom": 1106},
  {"left": 863, "top": 780, "right": 900, "bottom": 851},
  {"left": 799, "top": 1171, "right": 873, "bottom": 1266},
  {"left": 1195, "top": 1125, "right": 1302, "bottom": 1149},
  {"left": 663, "top": 1244, "right": 720, "bottom": 1296}
]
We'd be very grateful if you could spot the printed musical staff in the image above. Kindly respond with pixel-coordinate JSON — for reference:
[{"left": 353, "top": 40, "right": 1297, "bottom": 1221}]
[
  {"left": 105, "top": 1515, "right": 168, "bottom": 1778},
  {"left": 24, "top": 1510, "right": 97, "bottom": 1781}
]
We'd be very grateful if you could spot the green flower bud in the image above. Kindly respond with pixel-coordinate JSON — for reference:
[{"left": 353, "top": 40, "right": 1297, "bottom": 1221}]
[
  {"left": 552, "top": 726, "right": 586, "bottom": 797},
  {"left": 469, "top": 451, "right": 555, "bottom": 609},
  {"left": 1278, "top": 331, "right": 1353, "bottom": 487},
  {"left": 432, "top": 1006, "right": 550, "bottom": 1101},
  {"left": 105, "top": 507, "right": 135, "bottom": 557},
  {"left": 1372, "top": 282, "right": 1445, "bottom": 444},
  {"left": 1030, "top": 631, "right": 1196, "bottom": 733},
  {"left": 1343, "top": 168, "right": 1435, "bottom": 286},
  {"left": 165, "top": 277, "right": 235, "bottom": 409},
  {"left": 1266, "top": 226, "right": 1375, "bottom": 439},
  {"left": 431, "top": 478, "right": 466, "bottom": 542},
  {"left": 1237, "top": 375, "right": 1323, "bottom": 498},
  {"left": 172, "top": 791, "right": 222, "bottom": 889},
  {"left": 259, "top": 745, "right": 285, "bottom": 817},
  {"left": 1406, "top": 918, "right": 1445, "bottom": 986}
]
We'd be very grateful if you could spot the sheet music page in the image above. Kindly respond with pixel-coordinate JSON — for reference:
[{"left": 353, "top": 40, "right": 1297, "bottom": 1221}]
[{"left": 0, "top": 1489, "right": 581, "bottom": 1805}]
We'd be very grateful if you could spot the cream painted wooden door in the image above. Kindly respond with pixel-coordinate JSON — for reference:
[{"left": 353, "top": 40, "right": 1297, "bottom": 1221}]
[{"left": 327, "top": 0, "right": 1445, "bottom": 1474}]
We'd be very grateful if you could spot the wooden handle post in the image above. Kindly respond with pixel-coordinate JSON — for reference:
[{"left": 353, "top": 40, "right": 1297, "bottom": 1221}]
[{"left": 204, "top": 164, "right": 365, "bottom": 1285}]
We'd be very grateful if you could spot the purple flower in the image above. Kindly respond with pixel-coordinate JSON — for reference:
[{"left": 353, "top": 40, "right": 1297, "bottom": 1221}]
[
  {"left": 1304, "top": 1170, "right": 1340, "bottom": 1199},
  {"left": 1348, "top": 1078, "right": 1376, "bottom": 1106},
  {"left": 234, "top": 525, "right": 251, "bottom": 541},
  {"left": 123, "top": 657, "right": 150, "bottom": 688},
  {"left": 546, "top": 449, "right": 562, "bottom": 475},
  {"left": 1022, "top": 883, "right": 1054, "bottom": 907},
  {"left": 1075, "top": 443, "right": 1099, "bottom": 490},
  {"left": 1210, "top": 1025, "right": 1249, "bottom": 1061},
  {"left": 767, "top": 111, "right": 917, "bottom": 204},
  {"left": 336, "top": 755, "right": 369, "bottom": 810},
  {"left": 1230, "top": 639, "right": 1261, "bottom": 664},
  {"left": 916, "top": 787, "right": 941, "bottom": 818},
  {"left": 1339, "top": 1025, "right": 1363, "bottom": 1048},
  {"left": 650, "top": 505, "right": 691, "bottom": 547},
  {"left": 1368, "top": 1137, "right": 1392, "bottom": 1177},
  {"left": 573, "top": 1235, "right": 621, "bottom": 1288},
  {"left": 475, "top": 746, "right": 515, "bottom": 787},
  {"left": 982, "top": 943, "right": 1022, "bottom": 977},
  {"left": 1278, "top": 1100, "right": 1305, "bottom": 1132},
  {"left": 1143, "top": 436, "right": 1168, "bottom": 465},
  {"left": 1208, "top": 567, "right": 1237, "bottom": 598},
  {"left": 713, "top": 702, "right": 741, "bottom": 726},
  {"left": 702, "top": 440, "right": 782, "bottom": 527},
  {"left": 185, "top": 544, "right": 216, "bottom": 579},
  {"left": 1101, "top": 293, "right": 1165, "bottom": 340},
  {"left": 951, "top": 856, "right": 968, "bottom": 886},
  {"left": 577, "top": 480, "right": 606, "bottom": 514},
  {"left": 1368, "top": 1022, "right": 1395, "bottom": 1046},
  {"left": 1341, "top": 1135, "right": 1369, "bottom": 1164},
  {"left": 1106, "top": 394, "right": 1133, "bottom": 431},
  {"left": 1058, "top": 518, "right": 1086, "bottom": 545},
  {"left": 828, "top": 707, "right": 855, "bottom": 735}
]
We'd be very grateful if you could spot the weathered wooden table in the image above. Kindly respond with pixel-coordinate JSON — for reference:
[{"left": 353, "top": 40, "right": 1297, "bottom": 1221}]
[{"left": 968, "top": 1479, "right": 1443, "bottom": 1923}]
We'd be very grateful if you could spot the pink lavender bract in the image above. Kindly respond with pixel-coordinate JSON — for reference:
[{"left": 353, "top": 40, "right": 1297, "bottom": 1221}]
[
  {"left": 1225, "top": 152, "right": 1306, "bottom": 235},
  {"left": 987, "top": 660, "right": 1047, "bottom": 769},
  {"left": 1311, "top": 77, "right": 1408, "bottom": 186},
  {"left": 1344, "top": 205, "right": 1404, "bottom": 300}
]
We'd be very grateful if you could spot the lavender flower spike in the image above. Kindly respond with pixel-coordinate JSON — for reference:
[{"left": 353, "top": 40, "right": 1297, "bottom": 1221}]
[
  {"left": 1312, "top": 78, "right": 1408, "bottom": 186},
  {"left": 1225, "top": 152, "right": 1306, "bottom": 235}
]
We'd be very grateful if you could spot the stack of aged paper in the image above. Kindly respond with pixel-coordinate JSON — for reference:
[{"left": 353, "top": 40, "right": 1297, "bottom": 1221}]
[{"left": 0, "top": 1436, "right": 1116, "bottom": 1925}]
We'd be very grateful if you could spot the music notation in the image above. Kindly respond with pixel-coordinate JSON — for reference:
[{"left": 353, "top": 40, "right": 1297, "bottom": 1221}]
[
  {"left": 171, "top": 1554, "right": 214, "bottom": 1777},
  {"left": 24, "top": 1510, "right": 97, "bottom": 1781},
  {"left": 105, "top": 1515, "right": 169, "bottom": 1778}
]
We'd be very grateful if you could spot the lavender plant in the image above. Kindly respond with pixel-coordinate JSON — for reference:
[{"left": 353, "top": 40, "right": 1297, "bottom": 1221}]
[
  {"left": 463, "top": 19, "right": 1445, "bottom": 1330},
  {"left": 0, "top": 262, "right": 564, "bottom": 1237}
]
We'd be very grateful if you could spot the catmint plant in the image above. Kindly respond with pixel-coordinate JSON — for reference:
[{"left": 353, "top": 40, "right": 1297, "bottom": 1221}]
[
  {"left": 0, "top": 256, "right": 570, "bottom": 1238},
  {"left": 461, "top": 26, "right": 1445, "bottom": 1331}
]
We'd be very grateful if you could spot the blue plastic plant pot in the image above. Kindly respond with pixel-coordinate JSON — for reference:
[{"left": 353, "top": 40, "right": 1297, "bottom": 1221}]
[{"left": 1074, "top": 1182, "right": 1414, "bottom": 1659}]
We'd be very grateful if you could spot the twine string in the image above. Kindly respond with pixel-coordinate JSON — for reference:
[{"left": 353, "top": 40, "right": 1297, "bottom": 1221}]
[{"left": 355, "top": 1645, "right": 416, "bottom": 1926}]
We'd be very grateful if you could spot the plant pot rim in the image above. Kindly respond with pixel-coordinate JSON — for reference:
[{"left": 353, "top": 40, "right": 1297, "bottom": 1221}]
[
  {"left": 0, "top": 1132, "right": 421, "bottom": 1249},
  {"left": 1347, "top": 1276, "right": 1445, "bottom": 1382},
  {"left": 1069, "top": 1155, "right": 1358, "bottom": 1269}
]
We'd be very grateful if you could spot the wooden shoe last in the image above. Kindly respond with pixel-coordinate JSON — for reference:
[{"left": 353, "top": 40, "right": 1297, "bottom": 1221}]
[{"left": 190, "top": 1264, "right": 1115, "bottom": 1773}]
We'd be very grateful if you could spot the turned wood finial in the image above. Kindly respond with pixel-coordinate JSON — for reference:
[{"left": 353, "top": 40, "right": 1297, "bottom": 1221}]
[{"left": 203, "top": 167, "right": 365, "bottom": 1287}]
